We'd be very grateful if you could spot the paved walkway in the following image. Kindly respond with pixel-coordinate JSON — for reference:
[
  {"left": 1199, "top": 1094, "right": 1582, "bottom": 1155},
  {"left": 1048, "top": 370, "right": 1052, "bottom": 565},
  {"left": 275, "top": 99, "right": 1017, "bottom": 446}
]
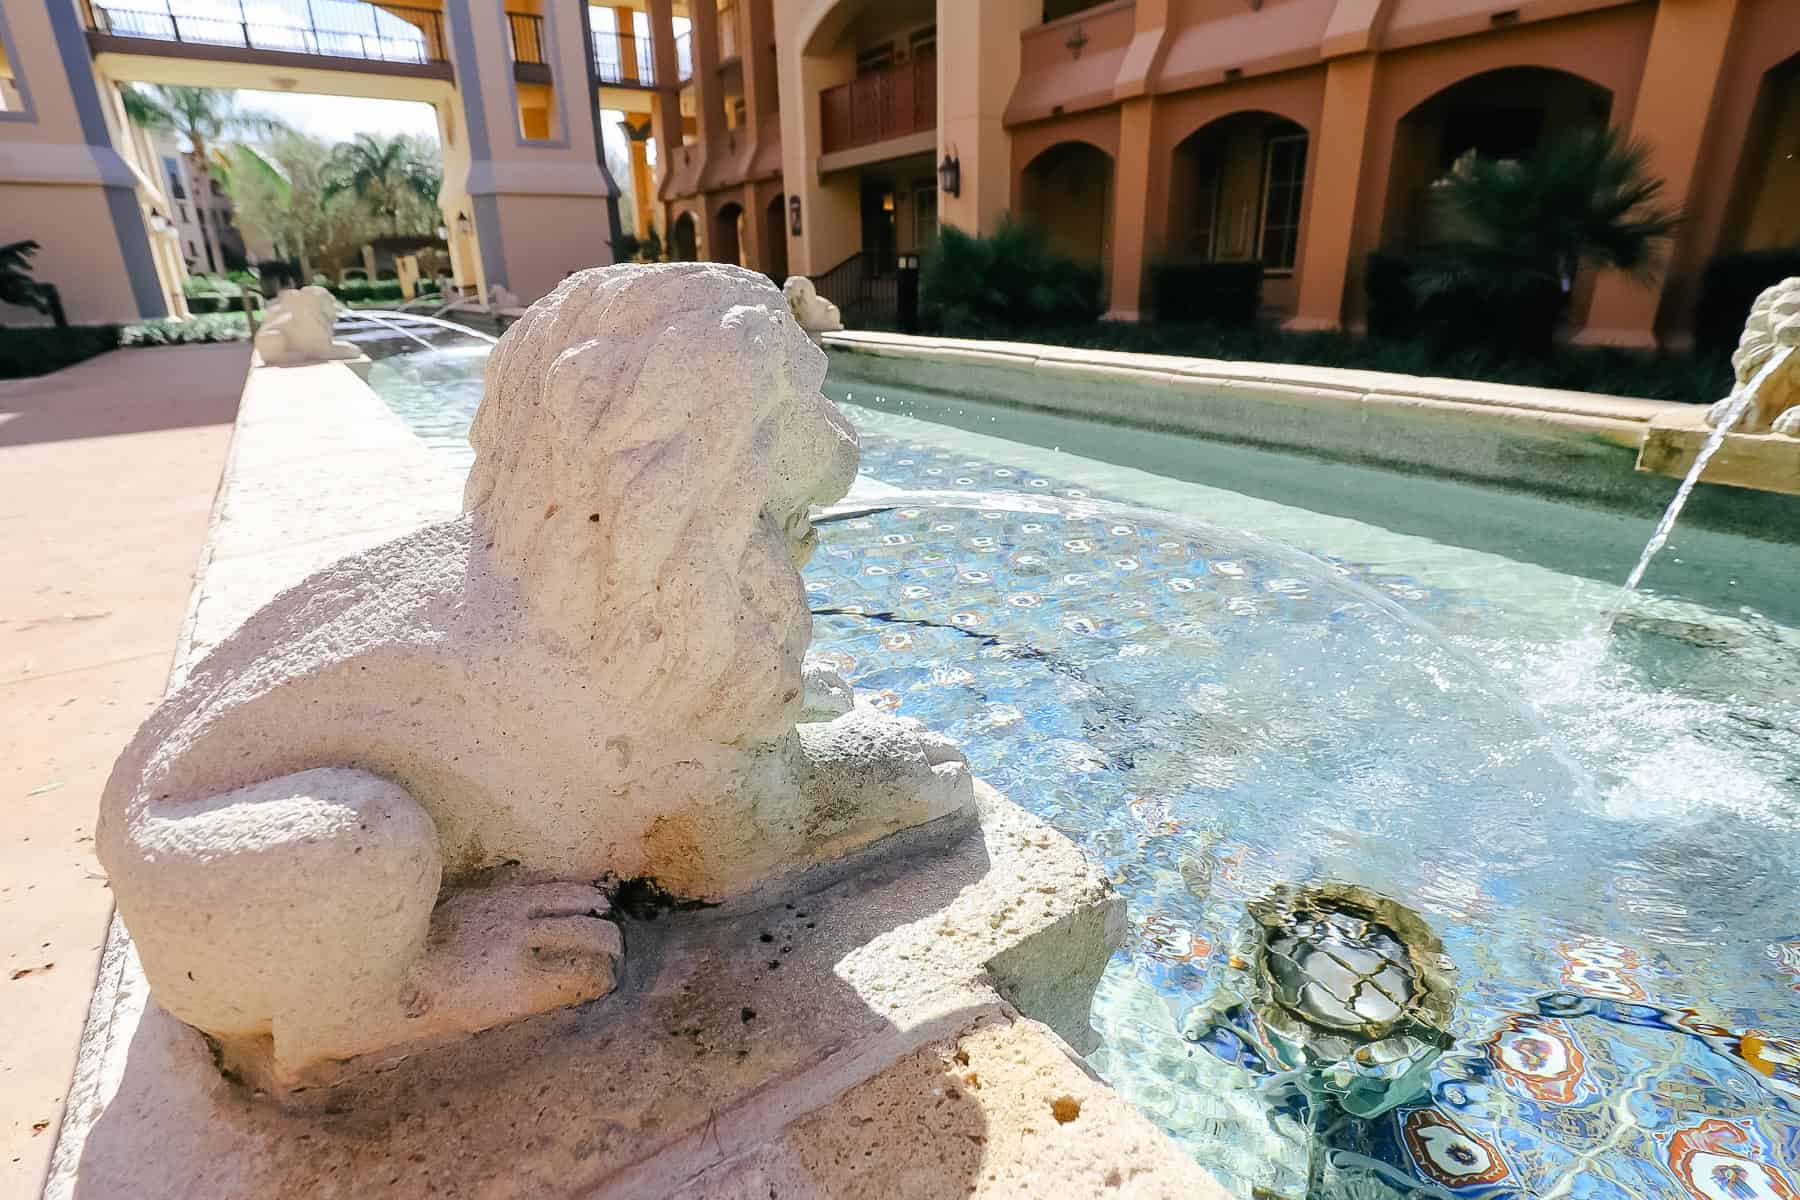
[{"left": 0, "top": 344, "right": 248, "bottom": 1195}]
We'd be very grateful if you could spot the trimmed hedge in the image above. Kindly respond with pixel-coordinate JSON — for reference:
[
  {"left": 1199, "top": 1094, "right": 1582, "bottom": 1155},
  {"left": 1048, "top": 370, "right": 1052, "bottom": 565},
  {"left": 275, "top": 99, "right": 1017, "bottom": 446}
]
[
  {"left": 1148, "top": 260, "right": 1263, "bottom": 325},
  {"left": 326, "top": 279, "right": 441, "bottom": 304},
  {"left": 1365, "top": 246, "right": 1564, "bottom": 357},
  {"left": 919, "top": 318, "right": 1730, "bottom": 404},
  {"left": 921, "top": 220, "right": 1103, "bottom": 333},
  {"left": 120, "top": 313, "right": 249, "bottom": 346},
  {"left": 1694, "top": 249, "right": 1800, "bottom": 354},
  {"left": 0, "top": 325, "right": 119, "bottom": 379}
]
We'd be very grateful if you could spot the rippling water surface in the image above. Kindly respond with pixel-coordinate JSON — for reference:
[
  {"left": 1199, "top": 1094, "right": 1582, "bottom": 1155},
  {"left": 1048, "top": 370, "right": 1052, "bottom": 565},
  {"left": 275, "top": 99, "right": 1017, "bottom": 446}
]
[{"left": 366, "top": 338, "right": 1800, "bottom": 1200}]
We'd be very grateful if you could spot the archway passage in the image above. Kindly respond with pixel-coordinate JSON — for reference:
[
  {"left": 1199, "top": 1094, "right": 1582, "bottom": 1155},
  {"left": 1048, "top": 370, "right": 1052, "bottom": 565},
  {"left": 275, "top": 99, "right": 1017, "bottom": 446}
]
[
  {"left": 1019, "top": 141, "right": 1113, "bottom": 271},
  {"left": 1386, "top": 66, "right": 1612, "bottom": 247},
  {"left": 715, "top": 202, "right": 745, "bottom": 267},
  {"left": 765, "top": 195, "right": 789, "bottom": 280},
  {"left": 1169, "top": 112, "right": 1309, "bottom": 273},
  {"left": 1730, "top": 52, "right": 1800, "bottom": 252},
  {"left": 671, "top": 211, "right": 699, "bottom": 261}
]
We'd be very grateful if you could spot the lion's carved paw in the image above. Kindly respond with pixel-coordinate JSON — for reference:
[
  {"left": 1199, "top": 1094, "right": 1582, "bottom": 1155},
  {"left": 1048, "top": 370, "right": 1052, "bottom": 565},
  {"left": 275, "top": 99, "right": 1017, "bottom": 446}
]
[
  {"left": 407, "top": 882, "right": 622, "bottom": 1035},
  {"left": 1707, "top": 394, "right": 1754, "bottom": 431},
  {"left": 1773, "top": 406, "right": 1800, "bottom": 438}
]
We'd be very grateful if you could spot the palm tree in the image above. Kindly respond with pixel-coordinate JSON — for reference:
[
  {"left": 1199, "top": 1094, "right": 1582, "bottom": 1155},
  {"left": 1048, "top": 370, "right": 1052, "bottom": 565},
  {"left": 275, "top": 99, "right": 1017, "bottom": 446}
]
[
  {"left": 1437, "top": 125, "right": 1681, "bottom": 295},
  {"left": 0, "top": 240, "right": 54, "bottom": 320},
  {"left": 322, "top": 133, "right": 441, "bottom": 235},
  {"left": 122, "top": 85, "right": 291, "bottom": 274}
]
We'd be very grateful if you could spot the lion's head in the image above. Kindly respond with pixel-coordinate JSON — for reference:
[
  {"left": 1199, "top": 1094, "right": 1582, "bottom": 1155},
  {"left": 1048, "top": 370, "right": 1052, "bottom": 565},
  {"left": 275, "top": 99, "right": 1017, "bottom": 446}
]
[
  {"left": 464, "top": 263, "right": 860, "bottom": 745},
  {"left": 1710, "top": 276, "right": 1800, "bottom": 435}
]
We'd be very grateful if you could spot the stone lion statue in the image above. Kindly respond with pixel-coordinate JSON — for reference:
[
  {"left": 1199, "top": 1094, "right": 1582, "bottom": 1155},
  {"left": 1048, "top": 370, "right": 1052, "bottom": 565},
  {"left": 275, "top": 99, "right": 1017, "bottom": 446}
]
[
  {"left": 783, "top": 274, "right": 843, "bottom": 341},
  {"left": 252, "top": 285, "right": 360, "bottom": 367},
  {"left": 1706, "top": 276, "right": 1800, "bottom": 437},
  {"left": 98, "top": 263, "right": 972, "bottom": 1090}
]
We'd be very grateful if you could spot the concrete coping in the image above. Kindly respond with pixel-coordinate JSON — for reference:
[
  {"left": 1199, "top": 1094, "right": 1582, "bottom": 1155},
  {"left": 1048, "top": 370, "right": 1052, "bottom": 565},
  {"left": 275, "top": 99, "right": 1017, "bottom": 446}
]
[{"left": 822, "top": 330, "right": 1686, "bottom": 428}]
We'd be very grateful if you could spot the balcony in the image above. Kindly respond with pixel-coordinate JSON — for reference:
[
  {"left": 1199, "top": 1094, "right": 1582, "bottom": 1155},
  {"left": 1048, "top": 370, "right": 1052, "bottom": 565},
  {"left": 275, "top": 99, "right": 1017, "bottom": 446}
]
[
  {"left": 507, "top": 11, "right": 548, "bottom": 82},
  {"left": 820, "top": 55, "right": 935, "bottom": 158},
  {"left": 84, "top": 0, "right": 448, "bottom": 67},
  {"left": 592, "top": 30, "right": 656, "bottom": 87}
]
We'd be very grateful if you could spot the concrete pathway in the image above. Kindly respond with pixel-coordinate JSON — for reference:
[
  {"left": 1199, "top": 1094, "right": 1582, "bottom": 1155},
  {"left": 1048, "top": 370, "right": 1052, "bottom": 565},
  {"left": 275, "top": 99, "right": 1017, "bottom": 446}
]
[{"left": 0, "top": 344, "right": 248, "bottom": 1195}]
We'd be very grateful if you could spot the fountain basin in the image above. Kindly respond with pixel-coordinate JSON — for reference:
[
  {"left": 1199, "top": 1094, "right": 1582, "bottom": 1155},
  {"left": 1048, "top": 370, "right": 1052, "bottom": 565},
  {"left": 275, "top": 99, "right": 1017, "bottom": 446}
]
[
  {"left": 153, "top": 321, "right": 1800, "bottom": 1200},
  {"left": 1638, "top": 408, "right": 1800, "bottom": 495}
]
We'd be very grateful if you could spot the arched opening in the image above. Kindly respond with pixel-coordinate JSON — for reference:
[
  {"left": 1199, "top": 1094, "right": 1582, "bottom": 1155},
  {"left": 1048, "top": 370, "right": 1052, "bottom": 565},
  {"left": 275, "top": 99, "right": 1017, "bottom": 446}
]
[
  {"left": 1019, "top": 141, "right": 1113, "bottom": 271},
  {"left": 715, "top": 202, "right": 745, "bottom": 266},
  {"left": 1168, "top": 112, "right": 1309, "bottom": 273},
  {"left": 671, "top": 210, "right": 699, "bottom": 261},
  {"left": 1386, "top": 67, "right": 1612, "bottom": 247},
  {"left": 765, "top": 195, "right": 790, "bottom": 280},
  {"left": 1726, "top": 52, "right": 1800, "bottom": 253}
]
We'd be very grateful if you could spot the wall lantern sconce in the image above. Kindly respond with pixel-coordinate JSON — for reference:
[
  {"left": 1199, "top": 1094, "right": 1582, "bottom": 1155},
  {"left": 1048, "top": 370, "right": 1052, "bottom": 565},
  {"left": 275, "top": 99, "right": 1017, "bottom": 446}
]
[
  {"left": 435, "top": 223, "right": 450, "bottom": 241},
  {"left": 455, "top": 212, "right": 474, "bottom": 238},
  {"left": 937, "top": 150, "right": 961, "bottom": 198},
  {"left": 789, "top": 194, "right": 802, "bottom": 236},
  {"left": 897, "top": 253, "right": 920, "bottom": 271}
]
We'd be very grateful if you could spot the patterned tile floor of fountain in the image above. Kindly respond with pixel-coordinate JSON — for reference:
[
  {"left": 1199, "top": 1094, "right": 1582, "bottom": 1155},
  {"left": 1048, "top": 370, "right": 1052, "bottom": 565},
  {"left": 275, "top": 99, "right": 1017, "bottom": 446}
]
[{"left": 366, "top": 340, "right": 1800, "bottom": 1200}]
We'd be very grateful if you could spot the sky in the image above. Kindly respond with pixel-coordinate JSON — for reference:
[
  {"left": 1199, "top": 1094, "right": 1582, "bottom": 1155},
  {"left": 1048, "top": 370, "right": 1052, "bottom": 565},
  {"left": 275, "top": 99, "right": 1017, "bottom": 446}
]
[{"left": 233, "top": 91, "right": 442, "bottom": 142}]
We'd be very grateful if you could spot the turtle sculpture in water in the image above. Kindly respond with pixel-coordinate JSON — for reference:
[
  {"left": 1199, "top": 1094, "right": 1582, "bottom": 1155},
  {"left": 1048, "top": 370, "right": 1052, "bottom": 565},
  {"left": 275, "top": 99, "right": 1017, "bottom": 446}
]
[
  {"left": 1707, "top": 276, "right": 1800, "bottom": 437},
  {"left": 1184, "top": 882, "right": 1457, "bottom": 1119},
  {"left": 97, "top": 263, "right": 974, "bottom": 1091}
]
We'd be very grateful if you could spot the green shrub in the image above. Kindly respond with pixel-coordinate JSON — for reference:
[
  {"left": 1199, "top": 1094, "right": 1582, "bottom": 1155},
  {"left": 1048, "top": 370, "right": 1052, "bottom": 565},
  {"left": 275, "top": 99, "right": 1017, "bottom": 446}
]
[
  {"left": 182, "top": 274, "right": 242, "bottom": 298},
  {"left": 328, "top": 279, "right": 407, "bottom": 303},
  {"left": 1694, "top": 249, "right": 1800, "bottom": 354},
  {"left": 1147, "top": 260, "right": 1263, "bottom": 325},
  {"left": 119, "top": 313, "right": 249, "bottom": 346},
  {"left": 1364, "top": 245, "right": 1564, "bottom": 356},
  {"left": 256, "top": 259, "right": 304, "bottom": 291},
  {"left": 920, "top": 317, "right": 1729, "bottom": 403},
  {"left": 921, "top": 219, "right": 1102, "bottom": 333},
  {"left": 0, "top": 325, "right": 119, "bottom": 378}
]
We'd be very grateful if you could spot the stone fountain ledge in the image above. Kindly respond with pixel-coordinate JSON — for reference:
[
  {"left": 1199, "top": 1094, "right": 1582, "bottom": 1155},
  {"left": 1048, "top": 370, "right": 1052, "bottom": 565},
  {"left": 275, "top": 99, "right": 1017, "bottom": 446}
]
[
  {"left": 823, "top": 331, "right": 1800, "bottom": 506},
  {"left": 46, "top": 355, "right": 1223, "bottom": 1199}
]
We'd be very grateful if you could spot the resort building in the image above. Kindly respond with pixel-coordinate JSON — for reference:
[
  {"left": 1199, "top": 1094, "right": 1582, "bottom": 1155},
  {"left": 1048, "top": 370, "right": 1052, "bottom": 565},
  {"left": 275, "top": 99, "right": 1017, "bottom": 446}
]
[
  {"left": 151, "top": 129, "right": 248, "bottom": 274},
  {"left": 1, "top": 0, "right": 1796, "bottom": 348}
]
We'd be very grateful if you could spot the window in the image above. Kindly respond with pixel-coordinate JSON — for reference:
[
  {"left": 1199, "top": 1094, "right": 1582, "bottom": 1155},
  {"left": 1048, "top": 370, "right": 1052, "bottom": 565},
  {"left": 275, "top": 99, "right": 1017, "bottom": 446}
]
[
  {"left": 1259, "top": 133, "right": 1306, "bottom": 273},
  {"left": 177, "top": 203, "right": 188, "bottom": 221},
  {"left": 163, "top": 155, "right": 187, "bottom": 200},
  {"left": 210, "top": 178, "right": 223, "bottom": 196},
  {"left": 912, "top": 180, "right": 937, "bottom": 252},
  {"left": 0, "top": 27, "right": 24, "bottom": 114},
  {"left": 717, "top": 0, "right": 740, "bottom": 60},
  {"left": 1187, "top": 148, "right": 1222, "bottom": 260},
  {"left": 855, "top": 44, "right": 893, "bottom": 76}
]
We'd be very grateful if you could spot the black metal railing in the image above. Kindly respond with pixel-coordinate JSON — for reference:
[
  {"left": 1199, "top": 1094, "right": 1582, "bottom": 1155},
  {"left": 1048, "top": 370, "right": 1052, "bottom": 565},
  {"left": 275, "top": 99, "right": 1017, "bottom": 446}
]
[
  {"left": 811, "top": 249, "right": 899, "bottom": 328},
  {"left": 592, "top": 30, "right": 655, "bottom": 86},
  {"left": 506, "top": 11, "right": 544, "bottom": 65},
  {"left": 85, "top": 0, "right": 447, "bottom": 64}
]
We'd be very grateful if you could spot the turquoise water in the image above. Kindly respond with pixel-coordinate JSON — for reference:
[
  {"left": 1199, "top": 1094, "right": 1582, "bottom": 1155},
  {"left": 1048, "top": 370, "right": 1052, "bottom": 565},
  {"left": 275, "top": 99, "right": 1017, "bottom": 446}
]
[{"left": 365, "top": 337, "right": 1800, "bottom": 1200}]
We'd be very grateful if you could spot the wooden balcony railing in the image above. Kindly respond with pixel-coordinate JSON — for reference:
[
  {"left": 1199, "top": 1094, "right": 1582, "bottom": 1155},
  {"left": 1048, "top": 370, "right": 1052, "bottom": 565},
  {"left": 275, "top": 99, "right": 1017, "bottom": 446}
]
[
  {"left": 819, "top": 55, "right": 935, "bottom": 156},
  {"left": 85, "top": 0, "right": 448, "bottom": 65},
  {"left": 506, "top": 12, "right": 545, "bottom": 65}
]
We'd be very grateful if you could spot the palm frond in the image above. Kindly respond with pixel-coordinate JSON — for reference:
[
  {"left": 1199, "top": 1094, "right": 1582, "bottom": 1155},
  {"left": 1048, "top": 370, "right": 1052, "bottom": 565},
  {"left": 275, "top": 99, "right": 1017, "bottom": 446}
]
[{"left": 1439, "top": 125, "right": 1681, "bottom": 287}]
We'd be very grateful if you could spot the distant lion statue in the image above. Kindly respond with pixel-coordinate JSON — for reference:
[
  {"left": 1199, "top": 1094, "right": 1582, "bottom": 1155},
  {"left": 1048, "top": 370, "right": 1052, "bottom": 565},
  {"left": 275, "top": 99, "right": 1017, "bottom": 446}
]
[
  {"left": 99, "top": 264, "right": 972, "bottom": 1090},
  {"left": 783, "top": 274, "right": 843, "bottom": 340},
  {"left": 1707, "top": 276, "right": 1800, "bottom": 437},
  {"left": 253, "top": 285, "right": 359, "bottom": 367}
]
